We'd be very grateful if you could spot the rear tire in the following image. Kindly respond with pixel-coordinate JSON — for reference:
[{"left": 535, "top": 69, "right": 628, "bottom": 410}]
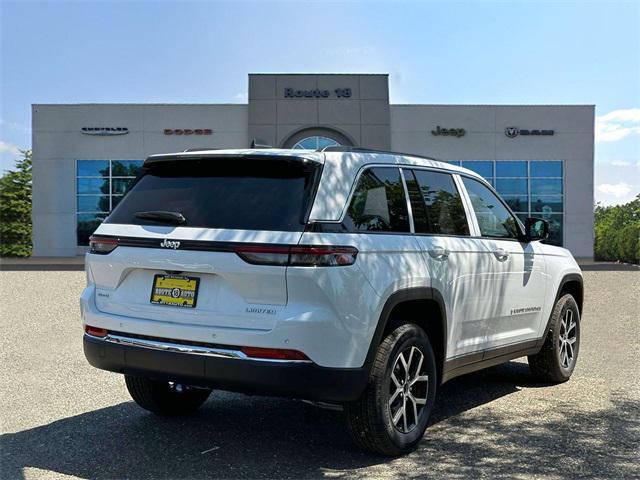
[
  {"left": 345, "top": 323, "right": 437, "bottom": 456},
  {"left": 125, "top": 375, "right": 212, "bottom": 416},
  {"left": 528, "top": 294, "right": 580, "bottom": 383}
]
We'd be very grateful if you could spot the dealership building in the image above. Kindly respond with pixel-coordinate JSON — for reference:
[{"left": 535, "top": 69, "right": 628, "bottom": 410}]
[{"left": 32, "top": 73, "right": 595, "bottom": 258}]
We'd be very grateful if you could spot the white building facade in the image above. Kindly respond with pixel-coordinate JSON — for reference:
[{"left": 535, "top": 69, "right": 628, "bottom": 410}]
[{"left": 32, "top": 73, "right": 594, "bottom": 257}]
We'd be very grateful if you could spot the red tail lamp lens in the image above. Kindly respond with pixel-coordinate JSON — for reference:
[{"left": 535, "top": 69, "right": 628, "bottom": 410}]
[
  {"left": 85, "top": 325, "right": 108, "bottom": 337},
  {"left": 235, "top": 245, "right": 357, "bottom": 267},
  {"left": 241, "top": 346, "right": 310, "bottom": 361},
  {"left": 89, "top": 236, "right": 119, "bottom": 255}
]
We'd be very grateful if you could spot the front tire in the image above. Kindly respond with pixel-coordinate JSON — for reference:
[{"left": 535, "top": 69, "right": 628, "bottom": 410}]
[
  {"left": 125, "top": 375, "right": 212, "bottom": 416},
  {"left": 528, "top": 294, "right": 581, "bottom": 383},
  {"left": 345, "top": 323, "right": 437, "bottom": 456}
]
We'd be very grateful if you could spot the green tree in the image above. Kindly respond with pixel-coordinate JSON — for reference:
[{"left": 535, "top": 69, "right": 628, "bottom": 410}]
[
  {"left": 594, "top": 194, "right": 640, "bottom": 264},
  {"left": 0, "top": 149, "right": 32, "bottom": 257}
]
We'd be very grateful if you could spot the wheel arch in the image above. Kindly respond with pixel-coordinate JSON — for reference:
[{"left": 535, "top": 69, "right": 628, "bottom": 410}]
[
  {"left": 539, "top": 273, "right": 584, "bottom": 345},
  {"left": 364, "top": 287, "right": 447, "bottom": 385}
]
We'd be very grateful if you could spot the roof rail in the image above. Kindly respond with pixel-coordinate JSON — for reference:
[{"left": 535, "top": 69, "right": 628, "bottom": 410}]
[
  {"left": 182, "top": 147, "right": 218, "bottom": 152},
  {"left": 320, "top": 145, "right": 441, "bottom": 163},
  {"left": 250, "top": 139, "right": 273, "bottom": 149}
]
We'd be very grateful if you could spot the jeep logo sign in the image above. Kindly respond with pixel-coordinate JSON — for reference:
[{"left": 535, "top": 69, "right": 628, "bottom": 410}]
[
  {"left": 159, "top": 239, "right": 180, "bottom": 250},
  {"left": 431, "top": 126, "right": 466, "bottom": 138},
  {"left": 505, "top": 127, "right": 554, "bottom": 138}
]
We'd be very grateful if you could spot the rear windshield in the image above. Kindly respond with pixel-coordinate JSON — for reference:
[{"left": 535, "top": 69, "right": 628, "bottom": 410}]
[{"left": 105, "top": 157, "right": 321, "bottom": 231}]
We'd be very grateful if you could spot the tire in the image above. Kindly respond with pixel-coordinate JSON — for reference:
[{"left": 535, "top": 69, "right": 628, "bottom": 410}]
[
  {"left": 125, "top": 375, "right": 212, "bottom": 416},
  {"left": 345, "top": 323, "right": 437, "bottom": 456},
  {"left": 528, "top": 294, "right": 581, "bottom": 383}
]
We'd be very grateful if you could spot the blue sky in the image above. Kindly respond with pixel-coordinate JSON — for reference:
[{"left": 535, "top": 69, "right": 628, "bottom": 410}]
[{"left": 1, "top": 0, "right": 638, "bottom": 205}]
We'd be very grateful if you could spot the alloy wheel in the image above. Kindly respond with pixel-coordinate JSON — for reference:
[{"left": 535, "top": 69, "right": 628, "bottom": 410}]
[
  {"left": 558, "top": 309, "right": 577, "bottom": 369},
  {"left": 388, "top": 346, "right": 430, "bottom": 433}
]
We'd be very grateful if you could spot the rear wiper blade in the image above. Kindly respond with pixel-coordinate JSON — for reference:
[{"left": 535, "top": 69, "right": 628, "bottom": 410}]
[{"left": 134, "top": 211, "right": 186, "bottom": 225}]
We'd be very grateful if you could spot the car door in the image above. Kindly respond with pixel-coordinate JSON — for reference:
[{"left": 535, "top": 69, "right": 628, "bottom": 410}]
[
  {"left": 403, "top": 168, "right": 495, "bottom": 361},
  {"left": 459, "top": 176, "right": 548, "bottom": 353}
]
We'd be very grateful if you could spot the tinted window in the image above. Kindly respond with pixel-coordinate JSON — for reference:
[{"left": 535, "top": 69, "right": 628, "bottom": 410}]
[
  {"left": 344, "top": 167, "right": 409, "bottom": 232},
  {"left": 496, "top": 161, "right": 527, "bottom": 177},
  {"left": 106, "top": 158, "right": 320, "bottom": 232},
  {"left": 531, "top": 161, "right": 562, "bottom": 177},
  {"left": 462, "top": 177, "right": 520, "bottom": 239},
  {"left": 461, "top": 161, "right": 493, "bottom": 179},
  {"left": 406, "top": 170, "right": 469, "bottom": 236}
]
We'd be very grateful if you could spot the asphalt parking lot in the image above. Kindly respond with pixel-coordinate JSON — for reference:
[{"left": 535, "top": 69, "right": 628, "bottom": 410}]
[{"left": 1, "top": 268, "right": 639, "bottom": 479}]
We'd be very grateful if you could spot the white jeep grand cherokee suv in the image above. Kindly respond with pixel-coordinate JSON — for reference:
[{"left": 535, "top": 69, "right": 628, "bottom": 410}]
[{"left": 81, "top": 147, "right": 583, "bottom": 456}]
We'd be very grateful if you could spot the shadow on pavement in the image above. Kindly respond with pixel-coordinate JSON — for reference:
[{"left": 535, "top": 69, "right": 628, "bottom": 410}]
[{"left": 2, "top": 362, "right": 637, "bottom": 479}]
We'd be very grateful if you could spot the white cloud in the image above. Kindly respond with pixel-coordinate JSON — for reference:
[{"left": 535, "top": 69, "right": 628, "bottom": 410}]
[
  {"left": 595, "top": 108, "right": 640, "bottom": 142},
  {"left": 233, "top": 92, "right": 248, "bottom": 103},
  {"left": 597, "top": 182, "right": 633, "bottom": 198},
  {"left": 0, "top": 140, "right": 21, "bottom": 156}
]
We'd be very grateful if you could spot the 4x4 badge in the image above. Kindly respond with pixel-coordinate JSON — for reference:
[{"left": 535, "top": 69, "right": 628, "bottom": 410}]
[{"left": 159, "top": 239, "right": 180, "bottom": 249}]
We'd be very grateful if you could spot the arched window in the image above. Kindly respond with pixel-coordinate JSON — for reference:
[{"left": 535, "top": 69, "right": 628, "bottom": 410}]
[{"left": 292, "top": 136, "right": 340, "bottom": 150}]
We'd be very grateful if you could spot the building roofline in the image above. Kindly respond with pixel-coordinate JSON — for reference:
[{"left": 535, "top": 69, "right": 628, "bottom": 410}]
[
  {"left": 391, "top": 103, "right": 596, "bottom": 107},
  {"left": 248, "top": 72, "right": 388, "bottom": 76},
  {"left": 32, "top": 103, "right": 247, "bottom": 107},
  {"left": 32, "top": 102, "right": 595, "bottom": 108}
]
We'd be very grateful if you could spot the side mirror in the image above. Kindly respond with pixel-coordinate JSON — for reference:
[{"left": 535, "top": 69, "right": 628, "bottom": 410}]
[{"left": 524, "top": 217, "right": 550, "bottom": 242}]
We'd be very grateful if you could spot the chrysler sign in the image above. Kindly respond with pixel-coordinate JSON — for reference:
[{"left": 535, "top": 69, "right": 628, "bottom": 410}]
[{"left": 81, "top": 127, "right": 129, "bottom": 136}]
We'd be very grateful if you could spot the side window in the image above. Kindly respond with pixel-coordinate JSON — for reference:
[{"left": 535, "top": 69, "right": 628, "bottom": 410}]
[
  {"left": 344, "top": 167, "right": 410, "bottom": 232},
  {"left": 461, "top": 177, "right": 521, "bottom": 239},
  {"left": 404, "top": 169, "right": 470, "bottom": 236}
]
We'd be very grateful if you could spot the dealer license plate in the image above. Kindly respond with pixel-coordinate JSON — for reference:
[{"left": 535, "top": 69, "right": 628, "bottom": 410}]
[{"left": 150, "top": 274, "right": 200, "bottom": 308}]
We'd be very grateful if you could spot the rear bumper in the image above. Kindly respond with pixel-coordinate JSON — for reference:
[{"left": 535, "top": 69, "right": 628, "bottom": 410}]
[{"left": 83, "top": 334, "right": 368, "bottom": 403}]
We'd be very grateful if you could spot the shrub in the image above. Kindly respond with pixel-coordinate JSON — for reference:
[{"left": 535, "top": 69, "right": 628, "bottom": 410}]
[
  {"left": 0, "top": 149, "right": 32, "bottom": 257},
  {"left": 594, "top": 194, "right": 640, "bottom": 264}
]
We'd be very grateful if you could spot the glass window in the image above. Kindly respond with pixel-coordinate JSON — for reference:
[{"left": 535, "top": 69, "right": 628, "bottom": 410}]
[
  {"left": 112, "top": 178, "right": 135, "bottom": 195},
  {"left": 76, "top": 159, "right": 143, "bottom": 245},
  {"left": 531, "top": 178, "right": 563, "bottom": 195},
  {"left": 496, "top": 161, "right": 527, "bottom": 177},
  {"left": 408, "top": 169, "right": 469, "bottom": 236},
  {"left": 531, "top": 195, "right": 563, "bottom": 214},
  {"left": 462, "top": 177, "right": 520, "bottom": 239},
  {"left": 461, "top": 161, "right": 493, "bottom": 179},
  {"left": 77, "top": 178, "right": 109, "bottom": 195},
  {"left": 495, "top": 178, "right": 528, "bottom": 195},
  {"left": 111, "top": 160, "right": 144, "bottom": 177},
  {"left": 545, "top": 214, "right": 563, "bottom": 246},
  {"left": 77, "top": 214, "right": 108, "bottom": 246},
  {"left": 292, "top": 136, "right": 340, "bottom": 150},
  {"left": 344, "top": 167, "right": 409, "bottom": 232},
  {"left": 531, "top": 161, "right": 562, "bottom": 177},
  {"left": 77, "top": 195, "right": 109, "bottom": 213},
  {"left": 501, "top": 195, "right": 529, "bottom": 213},
  {"left": 107, "top": 158, "right": 321, "bottom": 232},
  {"left": 77, "top": 160, "right": 109, "bottom": 177}
]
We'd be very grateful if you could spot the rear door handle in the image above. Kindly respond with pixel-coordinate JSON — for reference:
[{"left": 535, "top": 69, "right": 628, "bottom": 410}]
[
  {"left": 428, "top": 246, "right": 450, "bottom": 260},
  {"left": 493, "top": 248, "right": 509, "bottom": 261}
]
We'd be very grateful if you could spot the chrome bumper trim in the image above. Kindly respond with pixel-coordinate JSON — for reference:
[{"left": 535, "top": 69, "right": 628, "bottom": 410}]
[{"left": 87, "top": 332, "right": 312, "bottom": 363}]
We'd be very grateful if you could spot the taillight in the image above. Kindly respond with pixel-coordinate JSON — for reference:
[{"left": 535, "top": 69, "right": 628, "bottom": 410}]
[
  {"left": 241, "top": 346, "right": 310, "bottom": 361},
  {"left": 235, "top": 245, "right": 358, "bottom": 267},
  {"left": 85, "top": 325, "right": 108, "bottom": 337},
  {"left": 89, "top": 235, "right": 118, "bottom": 255}
]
